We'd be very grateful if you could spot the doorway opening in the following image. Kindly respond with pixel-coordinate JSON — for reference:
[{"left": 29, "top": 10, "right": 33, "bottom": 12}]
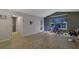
[
  {"left": 12, "top": 15, "right": 17, "bottom": 32},
  {"left": 11, "top": 15, "right": 23, "bottom": 36}
]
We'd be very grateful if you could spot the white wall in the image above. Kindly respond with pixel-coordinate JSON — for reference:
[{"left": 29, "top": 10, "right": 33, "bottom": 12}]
[
  {"left": 16, "top": 16, "right": 23, "bottom": 35},
  {"left": 23, "top": 15, "right": 44, "bottom": 36},
  {"left": 14, "top": 11, "right": 44, "bottom": 36},
  {"left": 0, "top": 10, "right": 13, "bottom": 41},
  {"left": 0, "top": 9, "right": 44, "bottom": 42}
]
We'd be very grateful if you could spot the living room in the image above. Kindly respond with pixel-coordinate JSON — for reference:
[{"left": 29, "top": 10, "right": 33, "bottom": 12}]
[{"left": 0, "top": 9, "right": 79, "bottom": 48}]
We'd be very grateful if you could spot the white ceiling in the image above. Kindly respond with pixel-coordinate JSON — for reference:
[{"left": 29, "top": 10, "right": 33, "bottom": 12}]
[{"left": 10, "top": 9, "right": 79, "bottom": 17}]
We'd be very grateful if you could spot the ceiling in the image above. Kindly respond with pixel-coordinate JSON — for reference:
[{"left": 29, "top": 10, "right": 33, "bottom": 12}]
[{"left": 10, "top": 9, "right": 79, "bottom": 17}]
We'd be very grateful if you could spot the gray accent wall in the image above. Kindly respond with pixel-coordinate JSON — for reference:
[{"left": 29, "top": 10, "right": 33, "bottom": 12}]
[{"left": 68, "top": 12, "right": 79, "bottom": 29}]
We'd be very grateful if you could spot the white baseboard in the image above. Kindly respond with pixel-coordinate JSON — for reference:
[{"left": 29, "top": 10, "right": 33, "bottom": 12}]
[
  {"left": 0, "top": 39, "right": 10, "bottom": 43},
  {"left": 23, "top": 31, "right": 43, "bottom": 37}
]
